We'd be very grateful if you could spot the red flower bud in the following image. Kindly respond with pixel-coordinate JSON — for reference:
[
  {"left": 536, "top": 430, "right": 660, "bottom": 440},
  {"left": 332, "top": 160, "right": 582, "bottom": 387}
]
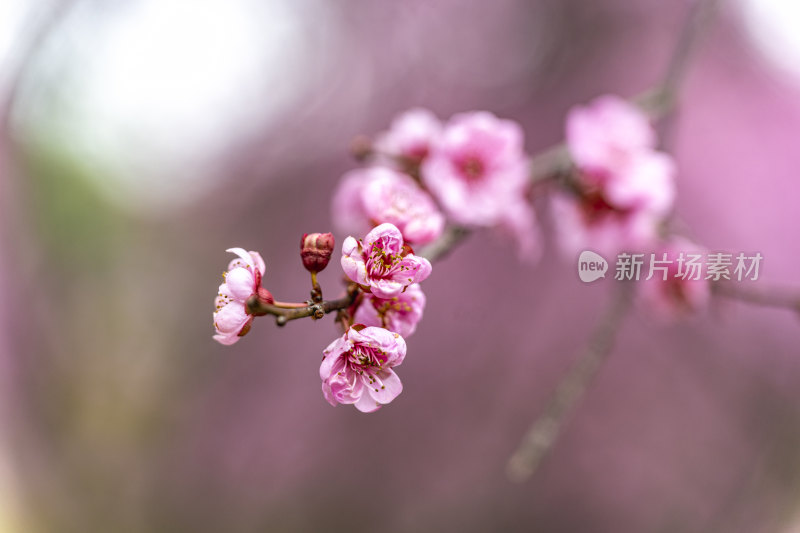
[{"left": 300, "top": 232, "right": 335, "bottom": 273}]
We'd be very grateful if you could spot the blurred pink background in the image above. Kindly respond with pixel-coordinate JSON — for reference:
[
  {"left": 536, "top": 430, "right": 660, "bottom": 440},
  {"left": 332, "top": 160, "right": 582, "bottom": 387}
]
[{"left": 2, "top": 1, "right": 800, "bottom": 531}]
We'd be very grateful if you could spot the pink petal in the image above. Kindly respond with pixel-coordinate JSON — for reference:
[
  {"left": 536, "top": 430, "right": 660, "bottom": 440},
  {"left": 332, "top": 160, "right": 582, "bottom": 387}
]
[
  {"left": 320, "top": 341, "right": 348, "bottom": 380},
  {"left": 213, "top": 332, "right": 241, "bottom": 346},
  {"left": 364, "top": 223, "right": 403, "bottom": 254},
  {"left": 225, "top": 247, "right": 255, "bottom": 270},
  {"left": 500, "top": 200, "right": 542, "bottom": 264},
  {"left": 341, "top": 237, "right": 368, "bottom": 285},
  {"left": 607, "top": 151, "right": 676, "bottom": 215},
  {"left": 321, "top": 381, "right": 338, "bottom": 407},
  {"left": 353, "top": 392, "right": 382, "bottom": 413},
  {"left": 225, "top": 267, "right": 256, "bottom": 301},
  {"left": 214, "top": 301, "right": 249, "bottom": 334},
  {"left": 365, "top": 369, "right": 403, "bottom": 404},
  {"left": 352, "top": 298, "right": 382, "bottom": 329},
  {"left": 566, "top": 95, "right": 655, "bottom": 169},
  {"left": 370, "top": 278, "right": 404, "bottom": 299},
  {"left": 375, "top": 107, "right": 441, "bottom": 160},
  {"left": 407, "top": 256, "right": 432, "bottom": 284},
  {"left": 250, "top": 251, "right": 266, "bottom": 276}
]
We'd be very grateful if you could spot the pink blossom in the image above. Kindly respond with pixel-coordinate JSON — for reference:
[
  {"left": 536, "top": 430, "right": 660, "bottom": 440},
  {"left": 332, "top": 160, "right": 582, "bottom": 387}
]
[
  {"left": 550, "top": 191, "right": 660, "bottom": 258},
  {"left": 353, "top": 283, "right": 426, "bottom": 338},
  {"left": 601, "top": 151, "right": 675, "bottom": 216},
  {"left": 566, "top": 95, "right": 676, "bottom": 216},
  {"left": 331, "top": 167, "right": 444, "bottom": 245},
  {"left": 567, "top": 95, "right": 655, "bottom": 170},
  {"left": 554, "top": 95, "right": 677, "bottom": 257},
  {"left": 421, "top": 111, "right": 531, "bottom": 227},
  {"left": 498, "top": 199, "right": 542, "bottom": 263},
  {"left": 637, "top": 238, "right": 710, "bottom": 319},
  {"left": 374, "top": 107, "right": 442, "bottom": 163},
  {"left": 213, "top": 248, "right": 266, "bottom": 345},
  {"left": 320, "top": 325, "right": 407, "bottom": 412},
  {"left": 341, "top": 223, "right": 432, "bottom": 299}
]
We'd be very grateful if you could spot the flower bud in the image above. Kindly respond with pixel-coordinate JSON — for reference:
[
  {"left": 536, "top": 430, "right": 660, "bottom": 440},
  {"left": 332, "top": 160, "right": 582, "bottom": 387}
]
[{"left": 300, "top": 232, "right": 335, "bottom": 273}]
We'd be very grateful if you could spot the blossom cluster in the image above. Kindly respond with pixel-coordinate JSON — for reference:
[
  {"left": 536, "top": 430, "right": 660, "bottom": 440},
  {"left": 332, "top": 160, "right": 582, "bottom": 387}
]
[
  {"left": 552, "top": 95, "right": 676, "bottom": 258},
  {"left": 547, "top": 96, "right": 711, "bottom": 317},
  {"left": 333, "top": 108, "right": 541, "bottom": 261},
  {"left": 213, "top": 95, "right": 719, "bottom": 412},
  {"left": 324, "top": 222, "right": 432, "bottom": 412}
]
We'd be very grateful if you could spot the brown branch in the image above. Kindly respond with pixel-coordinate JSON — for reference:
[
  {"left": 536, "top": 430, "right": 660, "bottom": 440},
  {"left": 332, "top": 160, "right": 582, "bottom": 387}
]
[
  {"left": 506, "top": 283, "right": 633, "bottom": 482},
  {"left": 246, "top": 284, "right": 359, "bottom": 327}
]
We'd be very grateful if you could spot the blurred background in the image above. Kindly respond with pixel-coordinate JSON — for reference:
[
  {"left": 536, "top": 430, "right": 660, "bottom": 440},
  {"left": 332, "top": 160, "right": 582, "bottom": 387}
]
[{"left": 2, "top": 0, "right": 800, "bottom": 531}]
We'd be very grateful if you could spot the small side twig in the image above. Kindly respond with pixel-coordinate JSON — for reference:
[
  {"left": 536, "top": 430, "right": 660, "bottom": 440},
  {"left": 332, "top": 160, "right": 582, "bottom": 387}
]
[
  {"left": 418, "top": 226, "right": 470, "bottom": 262},
  {"left": 506, "top": 283, "right": 633, "bottom": 481},
  {"left": 714, "top": 283, "right": 800, "bottom": 315},
  {"left": 642, "top": 0, "right": 721, "bottom": 118}
]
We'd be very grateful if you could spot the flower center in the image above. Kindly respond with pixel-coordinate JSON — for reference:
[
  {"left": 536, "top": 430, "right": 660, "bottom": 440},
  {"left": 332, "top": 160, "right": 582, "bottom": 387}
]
[
  {"left": 458, "top": 155, "right": 485, "bottom": 181},
  {"left": 347, "top": 345, "right": 385, "bottom": 371},
  {"left": 578, "top": 185, "right": 630, "bottom": 224},
  {"left": 366, "top": 241, "right": 402, "bottom": 276}
]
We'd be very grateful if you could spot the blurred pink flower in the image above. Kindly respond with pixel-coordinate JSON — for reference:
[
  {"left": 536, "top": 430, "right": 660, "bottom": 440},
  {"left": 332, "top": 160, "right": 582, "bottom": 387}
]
[
  {"left": 566, "top": 95, "right": 675, "bottom": 216},
  {"left": 637, "top": 237, "right": 710, "bottom": 320},
  {"left": 555, "top": 95, "right": 677, "bottom": 257},
  {"left": 421, "top": 111, "right": 531, "bottom": 227},
  {"left": 550, "top": 191, "right": 660, "bottom": 258},
  {"left": 213, "top": 248, "right": 266, "bottom": 345},
  {"left": 374, "top": 107, "right": 442, "bottom": 164},
  {"left": 499, "top": 199, "right": 542, "bottom": 263},
  {"left": 320, "top": 325, "right": 407, "bottom": 413},
  {"left": 567, "top": 94, "right": 655, "bottom": 170},
  {"left": 353, "top": 283, "right": 426, "bottom": 338},
  {"left": 331, "top": 167, "right": 444, "bottom": 245},
  {"left": 341, "top": 223, "right": 432, "bottom": 299}
]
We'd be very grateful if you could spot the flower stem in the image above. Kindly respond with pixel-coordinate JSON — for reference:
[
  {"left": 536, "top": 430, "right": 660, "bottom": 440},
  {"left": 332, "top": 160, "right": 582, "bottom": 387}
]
[{"left": 272, "top": 301, "right": 309, "bottom": 309}]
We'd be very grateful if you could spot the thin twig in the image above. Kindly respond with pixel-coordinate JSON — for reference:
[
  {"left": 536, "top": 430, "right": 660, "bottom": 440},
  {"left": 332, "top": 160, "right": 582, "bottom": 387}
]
[
  {"left": 506, "top": 283, "right": 633, "bottom": 482},
  {"left": 643, "top": 0, "right": 721, "bottom": 117},
  {"left": 714, "top": 283, "right": 800, "bottom": 314},
  {"left": 246, "top": 285, "right": 358, "bottom": 327},
  {"left": 530, "top": 144, "right": 571, "bottom": 184},
  {"left": 418, "top": 226, "right": 470, "bottom": 262}
]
